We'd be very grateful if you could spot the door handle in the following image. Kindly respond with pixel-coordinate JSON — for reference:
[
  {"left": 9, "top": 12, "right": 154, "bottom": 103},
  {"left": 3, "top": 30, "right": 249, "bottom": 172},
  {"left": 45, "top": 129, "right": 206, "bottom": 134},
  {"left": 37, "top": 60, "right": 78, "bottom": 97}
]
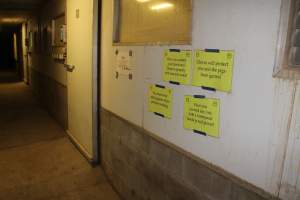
[{"left": 64, "top": 64, "right": 75, "bottom": 72}]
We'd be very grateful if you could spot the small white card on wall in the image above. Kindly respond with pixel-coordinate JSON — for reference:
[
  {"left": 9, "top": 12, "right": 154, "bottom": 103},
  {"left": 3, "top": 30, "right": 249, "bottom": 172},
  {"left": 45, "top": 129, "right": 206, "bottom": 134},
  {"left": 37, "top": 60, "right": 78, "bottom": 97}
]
[{"left": 115, "top": 49, "right": 134, "bottom": 76}]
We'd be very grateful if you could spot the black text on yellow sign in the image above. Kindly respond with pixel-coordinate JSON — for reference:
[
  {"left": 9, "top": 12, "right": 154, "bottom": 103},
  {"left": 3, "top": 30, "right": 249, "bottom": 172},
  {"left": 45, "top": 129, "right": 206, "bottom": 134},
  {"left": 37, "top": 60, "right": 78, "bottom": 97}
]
[
  {"left": 192, "top": 50, "right": 234, "bottom": 92},
  {"left": 184, "top": 96, "right": 220, "bottom": 138},
  {"left": 163, "top": 50, "right": 192, "bottom": 85},
  {"left": 148, "top": 85, "right": 173, "bottom": 119}
]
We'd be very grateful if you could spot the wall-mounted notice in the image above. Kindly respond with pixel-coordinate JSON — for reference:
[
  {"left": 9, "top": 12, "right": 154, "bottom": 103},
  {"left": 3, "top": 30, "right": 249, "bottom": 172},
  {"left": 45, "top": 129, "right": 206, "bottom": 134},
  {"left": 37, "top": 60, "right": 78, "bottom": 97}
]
[
  {"left": 163, "top": 49, "right": 192, "bottom": 85},
  {"left": 148, "top": 85, "right": 173, "bottom": 119},
  {"left": 184, "top": 96, "right": 220, "bottom": 138},
  {"left": 115, "top": 50, "right": 134, "bottom": 76},
  {"left": 192, "top": 50, "right": 234, "bottom": 92}
]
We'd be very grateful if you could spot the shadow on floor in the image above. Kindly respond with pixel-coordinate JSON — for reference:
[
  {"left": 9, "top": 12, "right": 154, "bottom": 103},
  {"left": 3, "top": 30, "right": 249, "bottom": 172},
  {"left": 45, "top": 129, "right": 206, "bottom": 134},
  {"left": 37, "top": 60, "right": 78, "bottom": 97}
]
[
  {"left": 0, "top": 68, "right": 21, "bottom": 83},
  {"left": 0, "top": 75, "right": 121, "bottom": 200}
]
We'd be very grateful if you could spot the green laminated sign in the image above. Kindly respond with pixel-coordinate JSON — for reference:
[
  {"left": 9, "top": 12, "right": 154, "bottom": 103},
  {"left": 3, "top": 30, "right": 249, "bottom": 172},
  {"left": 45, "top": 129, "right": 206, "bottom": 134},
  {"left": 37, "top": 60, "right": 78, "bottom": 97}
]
[
  {"left": 192, "top": 50, "right": 234, "bottom": 92},
  {"left": 184, "top": 96, "right": 220, "bottom": 138},
  {"left": 163, "top": 49, "right": 192, "bottom": 85},
  {"left": 148, "top": 85, "right": 173, "bottom": 119}
]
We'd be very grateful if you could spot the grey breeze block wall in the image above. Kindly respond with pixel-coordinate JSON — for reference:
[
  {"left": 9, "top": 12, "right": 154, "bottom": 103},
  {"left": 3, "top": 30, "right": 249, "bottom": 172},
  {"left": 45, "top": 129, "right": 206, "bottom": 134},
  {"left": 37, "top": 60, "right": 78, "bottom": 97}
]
[
  {"left": 101, "top": 108, "right": 279, "bottom": 200},
  {"left": 30, "top": 68, "right": 68, "bottom": 129}
]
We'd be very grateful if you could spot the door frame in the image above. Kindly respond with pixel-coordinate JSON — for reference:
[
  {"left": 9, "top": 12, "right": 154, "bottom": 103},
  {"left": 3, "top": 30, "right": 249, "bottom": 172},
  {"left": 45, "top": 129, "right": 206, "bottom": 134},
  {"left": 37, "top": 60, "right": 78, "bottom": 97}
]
[{"left": 92, "top": 0, "right": 101, "bottom": 164}]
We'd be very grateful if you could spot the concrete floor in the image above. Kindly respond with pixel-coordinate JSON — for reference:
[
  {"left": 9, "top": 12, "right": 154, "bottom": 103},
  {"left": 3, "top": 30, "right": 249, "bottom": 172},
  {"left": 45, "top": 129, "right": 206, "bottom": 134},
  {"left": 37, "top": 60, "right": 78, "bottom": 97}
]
[{"left": 0, "top": 71, "right": 121, "bottom": 200}]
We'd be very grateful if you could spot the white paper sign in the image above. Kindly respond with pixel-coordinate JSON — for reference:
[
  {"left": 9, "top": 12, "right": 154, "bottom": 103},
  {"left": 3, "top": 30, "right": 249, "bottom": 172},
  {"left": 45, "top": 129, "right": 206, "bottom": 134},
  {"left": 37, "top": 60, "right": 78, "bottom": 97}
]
[{"left": 116, "top": 50, "right": 134, "bottom": 75}]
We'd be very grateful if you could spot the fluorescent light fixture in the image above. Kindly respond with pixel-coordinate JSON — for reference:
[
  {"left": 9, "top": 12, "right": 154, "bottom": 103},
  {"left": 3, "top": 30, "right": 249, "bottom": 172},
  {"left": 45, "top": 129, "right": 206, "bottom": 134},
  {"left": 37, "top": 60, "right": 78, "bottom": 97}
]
[
  {"left": 150, "top": 2, "right": 174, "bottom": 10},
  {"left": 0, "top": 17, "right": 25, "bottom": 24},
  {"left": 136, "top": 0, "right": 150, "bottom": 3}
]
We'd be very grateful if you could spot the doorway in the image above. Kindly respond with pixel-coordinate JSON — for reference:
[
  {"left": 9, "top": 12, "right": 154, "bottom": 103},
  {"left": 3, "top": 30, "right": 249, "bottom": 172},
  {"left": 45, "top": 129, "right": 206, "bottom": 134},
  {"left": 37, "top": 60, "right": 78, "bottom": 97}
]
[{"left": 0, "top": 24, "right": 23, "bottom": 82}]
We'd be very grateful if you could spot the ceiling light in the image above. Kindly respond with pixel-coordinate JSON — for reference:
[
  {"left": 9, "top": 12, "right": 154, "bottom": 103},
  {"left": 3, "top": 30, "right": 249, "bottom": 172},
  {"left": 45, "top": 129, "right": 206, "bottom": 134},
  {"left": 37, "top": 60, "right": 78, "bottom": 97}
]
[
  {"left": 136, "top": 0, "right": 150, "bottom": 3},
  {"left": 0, "top": 17, "right": 25, "bottom": 24},
  {"left": 150, "top": 2, "right": 174, "bottom": 10}
]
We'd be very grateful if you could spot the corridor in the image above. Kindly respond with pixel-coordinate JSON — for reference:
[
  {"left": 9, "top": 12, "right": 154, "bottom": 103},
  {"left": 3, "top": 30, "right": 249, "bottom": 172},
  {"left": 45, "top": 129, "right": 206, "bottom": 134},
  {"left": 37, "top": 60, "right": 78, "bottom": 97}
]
[
  {"left": 0, "top": 72, "right": 120, "bottom": 200},
  {"left": 0, "top": 0, "right": 299, "bottom": 199}
]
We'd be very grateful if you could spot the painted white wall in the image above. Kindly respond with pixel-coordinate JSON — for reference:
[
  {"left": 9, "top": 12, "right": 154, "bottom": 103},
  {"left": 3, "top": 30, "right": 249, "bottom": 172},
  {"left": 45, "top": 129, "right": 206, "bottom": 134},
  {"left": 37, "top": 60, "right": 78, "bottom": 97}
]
[
  {"left": 101, "top": 1, "right": 145, "bottom": 126},
  {"left": 101, "top": 0, "right": 295, "bottom": 196}
]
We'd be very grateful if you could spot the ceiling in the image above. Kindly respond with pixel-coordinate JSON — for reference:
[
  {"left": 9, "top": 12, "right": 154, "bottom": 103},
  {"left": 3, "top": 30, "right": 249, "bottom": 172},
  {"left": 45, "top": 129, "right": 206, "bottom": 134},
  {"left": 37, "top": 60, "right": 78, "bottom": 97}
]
[{"left": 0, "top": 0, "right": 47, "bottom": 11}]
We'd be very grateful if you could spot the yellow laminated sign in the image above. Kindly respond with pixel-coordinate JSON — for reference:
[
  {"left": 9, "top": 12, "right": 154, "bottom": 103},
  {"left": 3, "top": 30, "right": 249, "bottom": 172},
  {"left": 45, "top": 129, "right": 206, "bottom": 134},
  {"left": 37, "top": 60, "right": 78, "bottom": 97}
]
[
  {"left": 163, "top": 49, "right": 192, "bottom": 85},
  {"left": 148, "top": 85, "right": 173, "bottom": 119},
  {"left": 192, "top": 50, "right": 234, "bottom": 92},
  {"left": 184, "top": 96, "right": 220, "bottom": 138}
]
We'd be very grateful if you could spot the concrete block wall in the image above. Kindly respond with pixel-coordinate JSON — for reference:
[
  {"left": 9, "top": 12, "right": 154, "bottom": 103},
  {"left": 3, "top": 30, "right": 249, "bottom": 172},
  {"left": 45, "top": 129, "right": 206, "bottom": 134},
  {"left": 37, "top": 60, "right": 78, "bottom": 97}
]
[
  {"left": 101, "top": 108, "right": 277, "bottom": 200},
  {"left": 31, "top": 68, "right": 68, "bottom": 129}
]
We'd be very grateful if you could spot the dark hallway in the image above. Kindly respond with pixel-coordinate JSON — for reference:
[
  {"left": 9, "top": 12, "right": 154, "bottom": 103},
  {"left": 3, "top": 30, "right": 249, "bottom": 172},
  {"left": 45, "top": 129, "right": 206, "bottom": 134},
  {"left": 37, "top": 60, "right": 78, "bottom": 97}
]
[
  {"left": 0, "top": 74, "right": 120, "bottom": 200},
  {"left": 0, "top": 69, "right": 19, "bottom": 83},
  {"left": 0, "top": 25, "right": 17, "bottom": 69},
  {"left": 0, "top": 24, "right": 23, "bottom": 83}
]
